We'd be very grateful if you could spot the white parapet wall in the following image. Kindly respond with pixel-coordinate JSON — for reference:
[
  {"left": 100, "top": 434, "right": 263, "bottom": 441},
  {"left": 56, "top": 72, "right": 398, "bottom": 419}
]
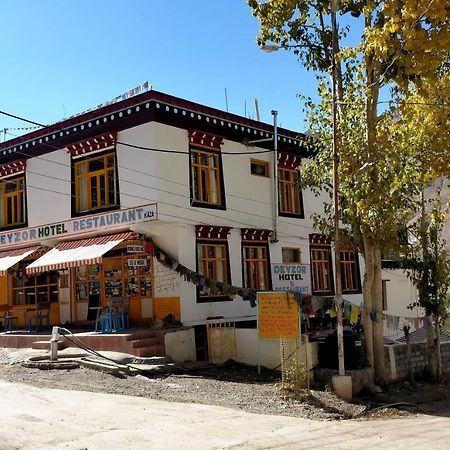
[
  {"left": 234, "top": 328, "right": 318, "bottom": 371},
  {"left": 165, "top": 328, "right": 196, "bottom": 362}
]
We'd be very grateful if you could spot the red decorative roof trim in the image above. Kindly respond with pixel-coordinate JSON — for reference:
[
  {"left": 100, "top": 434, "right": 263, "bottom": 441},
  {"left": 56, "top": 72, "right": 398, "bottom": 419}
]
[
  {"left": 0, "top": 159, "right": 26, "bottom": 179},
  {"left": 189, "top": 130, "right": 223, "bottom": 150},
  {"left": 67, "top": 132, "right": 117, "bottom": 157},
  {"left": 278, "top": 152, "right": 301, "bottom": 170},
  {"left": 195, "top": 225, "right": 231, "bottom": 241},
  {"left": 309, "top": 234, "right": 332, "bottom": 246},
  {"left": 241, "top": 228, "right": 273, "bottom": 242}
]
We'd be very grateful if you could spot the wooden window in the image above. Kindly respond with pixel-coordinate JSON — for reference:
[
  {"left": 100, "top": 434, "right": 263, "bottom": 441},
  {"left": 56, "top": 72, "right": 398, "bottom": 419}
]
[
  {"left": 340, "top": 250, "right": 362, "bottom": 294},
  {"left": 74, "top": 152, "right": 119, "bottom": 214},
  {"left": 250, "top": 159, "right": 270, "bottom": 177},
  {"left": 197, "top": 241, "right": 231, "bottom": 302},
  {"left": 282, "top": 247, "right": 301, "bottom": 264},
  {"left": 310, "top": 245, "right": 334, "bottom": 294},
  {"left": 242, "top": 244, "right": 270, "bottom": 290},
  {"left": 278, "top": 168, "right": 302, "bottom": 216},
  {"left": 12, "top": 264, "right": 58, "bottom": 306},
  {"left": 0, "top": 176, "right": 26, "bottom": 228},
  {"left": 190, "top": 148, "right": 225, "bottom": 208}
]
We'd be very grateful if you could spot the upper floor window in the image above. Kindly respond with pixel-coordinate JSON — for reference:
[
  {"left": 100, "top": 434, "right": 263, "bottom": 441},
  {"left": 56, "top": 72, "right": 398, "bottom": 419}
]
[
  {"left": 282, "top": 247, "right": 301, "bottom": 264},
  {"left": 74, "top": 152, "right": 119, "bottom": 214},
  {"left": 278, "top": 152, "right": 303, "bottom": 218},
  {"left": 0, "top": 176, "right": 26, "bottom": 228},
  {"left": 340, "top": 250, "right": 362, "bottom": 294},
  {"left": 189, "top": 130, "right": 225, "bottom": 209},
  {"left": 196, "top": 225, "right": 231, "bottom": 303},
  {"left": 250, "top": 159, "right": 270, "bottom": 177}
]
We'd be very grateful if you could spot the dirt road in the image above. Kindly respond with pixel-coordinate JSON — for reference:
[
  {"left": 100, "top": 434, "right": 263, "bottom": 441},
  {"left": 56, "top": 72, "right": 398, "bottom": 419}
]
[{"left": 1, "top": 379, "right": 450, "bottom": 450}]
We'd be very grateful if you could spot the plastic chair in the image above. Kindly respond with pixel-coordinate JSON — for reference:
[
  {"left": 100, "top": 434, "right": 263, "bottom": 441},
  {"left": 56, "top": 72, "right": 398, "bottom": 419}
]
[
  {"left": 99, "top": 306, "right": 115, "bottom": 333},
  {"left": 25, "top": 302, "right": 51, "bottom": 332},
  {"left": 110, "top": 297, "right": 129, "bottom": 331}
]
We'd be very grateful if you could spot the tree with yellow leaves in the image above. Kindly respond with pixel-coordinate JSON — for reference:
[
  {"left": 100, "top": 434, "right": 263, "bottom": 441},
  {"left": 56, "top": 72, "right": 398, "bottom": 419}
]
[{"left": 249, "top": 0, "right": 450, "bottom": 385}]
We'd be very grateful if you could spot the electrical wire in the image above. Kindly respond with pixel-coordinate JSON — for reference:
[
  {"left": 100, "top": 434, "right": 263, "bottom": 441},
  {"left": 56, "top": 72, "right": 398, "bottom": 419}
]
[
  {"left": 5, "top": 126, "right": 320, "bottom": 217},
  {"left": 2, "top": 129, "right": 318, "bottom": 235}
]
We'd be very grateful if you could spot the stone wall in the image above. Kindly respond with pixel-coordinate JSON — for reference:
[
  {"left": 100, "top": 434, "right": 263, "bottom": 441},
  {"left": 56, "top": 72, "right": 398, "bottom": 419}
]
[{"left": 384, "top": 341, "right": 450, "bottom": 381}]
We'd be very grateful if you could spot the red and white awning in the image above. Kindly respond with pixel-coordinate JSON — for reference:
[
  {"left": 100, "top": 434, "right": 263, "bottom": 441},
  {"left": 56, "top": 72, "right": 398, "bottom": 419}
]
[
  {"left": 0, "top": 246, "right": 41, "bottom": 275},
  {"left": 26, "top": 232, "right": 136, "bottom": 274}
]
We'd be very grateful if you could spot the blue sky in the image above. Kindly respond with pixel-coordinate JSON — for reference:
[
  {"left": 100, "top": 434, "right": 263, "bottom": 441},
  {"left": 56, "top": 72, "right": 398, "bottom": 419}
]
[{"left": 0, "top": 0, "right": 322, "bottom": 139}]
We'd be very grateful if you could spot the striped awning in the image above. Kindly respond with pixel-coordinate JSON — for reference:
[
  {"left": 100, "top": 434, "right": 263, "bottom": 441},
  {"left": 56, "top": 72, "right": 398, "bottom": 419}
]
[
  {"left": 26, "top": 232, "right": 137, "bottom": 274},
  {"left": 0, "top": 246, "right": 41, "bottom": 275}
]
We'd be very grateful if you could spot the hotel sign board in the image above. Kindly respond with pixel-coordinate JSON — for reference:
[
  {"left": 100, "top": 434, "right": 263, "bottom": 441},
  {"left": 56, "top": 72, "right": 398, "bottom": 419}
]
[
  {"left": 0, "top": 204, "right": 157, "bottom": 247},
  {"left": 271, "top": 264, "right": 311, "bottom": 294}
]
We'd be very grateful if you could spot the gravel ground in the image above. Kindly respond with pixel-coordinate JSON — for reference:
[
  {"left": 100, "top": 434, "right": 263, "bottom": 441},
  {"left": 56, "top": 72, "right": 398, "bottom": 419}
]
[{"left": 0, "top": 347, "right": 445, "bottom": 421}]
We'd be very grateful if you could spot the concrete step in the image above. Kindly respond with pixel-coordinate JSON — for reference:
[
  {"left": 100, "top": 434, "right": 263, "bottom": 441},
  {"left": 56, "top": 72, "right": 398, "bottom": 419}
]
[
  {"left": 135, "top": 344, "right": 165, "bottom": 357},
  {"left": 131, "top": 337, "right": 162, "bottom": 349},
  {"left": 32, "top": 340, "right": 67, "bottom": 350},
  {"left": 126, "top": 330, "right": 159, "bottom": 341}
]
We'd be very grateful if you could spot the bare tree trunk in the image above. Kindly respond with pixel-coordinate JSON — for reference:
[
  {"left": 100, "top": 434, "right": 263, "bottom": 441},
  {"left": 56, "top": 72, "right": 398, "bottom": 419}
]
[
  {"left": 362, "top": 232, "right": 374, "bottom": 372},
  {"left": 435, "top": 317, "right": 442, "bottom": 382},
  {"left": 372, "top": 245, "right": 386, "bottom": 386}
]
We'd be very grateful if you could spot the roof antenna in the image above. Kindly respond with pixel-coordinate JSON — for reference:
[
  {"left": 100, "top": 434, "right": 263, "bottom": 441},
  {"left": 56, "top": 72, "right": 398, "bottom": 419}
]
[
  {"left": 254, "top": 99, "right": 260, "bottom": 122},
  {"left": 224, "top": 88, "right": 229, "bottom": 112}
]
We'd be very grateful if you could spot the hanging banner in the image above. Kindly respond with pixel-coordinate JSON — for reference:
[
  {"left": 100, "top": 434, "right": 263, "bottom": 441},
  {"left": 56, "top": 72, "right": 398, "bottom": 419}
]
[
  {"left": 258, "top": 292, "right": 299, "bottom": 339},
  {"left": 271, "top": 264, "right": 311, "bottom": 294}
]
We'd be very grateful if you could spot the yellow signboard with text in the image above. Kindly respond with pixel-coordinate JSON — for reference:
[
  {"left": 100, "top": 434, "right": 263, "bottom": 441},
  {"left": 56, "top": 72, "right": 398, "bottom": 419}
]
[{"left": 257, "top": 292, "right": 299, "bottom": 339}]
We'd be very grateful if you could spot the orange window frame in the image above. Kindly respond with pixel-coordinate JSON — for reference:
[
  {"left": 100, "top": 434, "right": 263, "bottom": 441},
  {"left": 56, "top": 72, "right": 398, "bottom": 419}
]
[
  {"left": 250, "top": 159, "right": 270, "bottom": 177},
  {"left": 74, "top": 152, "right": 118, "bottom": 213},
  {"left": 340, "top": 250, "right": 361, "bottom": 293},
  {"left": 242, "top": 245, "right": 270, "bottom": 290},
  {"left": 0, "top": 176, "right": 25, "bottom": 227},
  {"left": 310, "top": 246, "right": 334, "bottom": 294},
  {"left": 191, "top": 148, "right": 222, "bottom": 205},
  {"left": 197, "top": 242, "right": 228, "bottom": 297},
  {"left": 278, "top": 168, "right": 301, "bottom": 215}
]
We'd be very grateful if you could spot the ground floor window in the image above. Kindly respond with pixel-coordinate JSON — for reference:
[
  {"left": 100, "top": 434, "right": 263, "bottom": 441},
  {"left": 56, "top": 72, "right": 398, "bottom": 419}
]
[
  {"left": 242, "top": 244, "right": 270, "bottom": 290},
  {"left": 340, "top": 250, "right": 362, "bottom": 294},
  {"left": 12, "top": 264, "right": 58, "bottom": 306},
  {"left": 197, "top": 241, "right": 231, "bottom": 302},
  {"left": 310, "top": 245, "right": 334, "bottom": 295}
]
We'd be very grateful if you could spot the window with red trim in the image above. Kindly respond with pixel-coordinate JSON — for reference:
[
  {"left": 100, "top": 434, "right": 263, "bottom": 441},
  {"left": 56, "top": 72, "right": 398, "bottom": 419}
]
[
  {"left": 190, "top": 148, "right": 225, "bottom": 208},
  {"left": 242, "top": 244, "right": 270, "bottom": 290},
  {"left": 278, "top": 168, "right": 303, "bottom": 217},
  {"left": 340, "top": 250, "right": 362, "bottom": 294},
  {"left": 197, "top": 241, "right": 231, "bottom": 302},
  {"left": 310, "top": 245, "right": 334, "bottom": 294},
  {"left": 73, "top": 151, "right": 119, "bottom": 214}
]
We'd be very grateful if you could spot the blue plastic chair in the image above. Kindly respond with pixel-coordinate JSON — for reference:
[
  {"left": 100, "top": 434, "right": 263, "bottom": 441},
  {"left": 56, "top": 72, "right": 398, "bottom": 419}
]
[{"left": 110, "top": 298, "right": 129, "bottom": 331}]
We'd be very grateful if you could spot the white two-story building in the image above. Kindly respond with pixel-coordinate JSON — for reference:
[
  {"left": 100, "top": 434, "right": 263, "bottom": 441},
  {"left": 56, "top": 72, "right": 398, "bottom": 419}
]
[{"left": 0, "top": 88, "right": 397, "bottom": 352}]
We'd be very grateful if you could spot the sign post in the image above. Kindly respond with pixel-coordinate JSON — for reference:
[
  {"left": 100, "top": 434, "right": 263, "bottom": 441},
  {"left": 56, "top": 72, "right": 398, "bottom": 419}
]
[{"left": 257, "top": 291, "right": 300, "bottom": 373}]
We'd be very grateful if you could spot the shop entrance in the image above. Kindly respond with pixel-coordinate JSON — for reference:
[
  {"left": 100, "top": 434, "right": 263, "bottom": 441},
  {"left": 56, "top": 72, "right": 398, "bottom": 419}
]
[{"left": 74, "top": 248, "right": 154, "bottom": 324}]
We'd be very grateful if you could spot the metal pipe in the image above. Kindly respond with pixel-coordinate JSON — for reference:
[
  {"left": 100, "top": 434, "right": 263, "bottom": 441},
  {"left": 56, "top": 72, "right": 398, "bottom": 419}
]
[
  {"left": 271, "top": 110, "right": 279, "bottom": 243},
  {"left": 331, "top": 0, "right": 345, "bottom": 377}
]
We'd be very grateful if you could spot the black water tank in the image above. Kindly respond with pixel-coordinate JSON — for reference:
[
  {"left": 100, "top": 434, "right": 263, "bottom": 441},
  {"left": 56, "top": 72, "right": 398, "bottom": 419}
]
[{"left": 320, "top": 329, "right": 365, "bottom": 370}]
